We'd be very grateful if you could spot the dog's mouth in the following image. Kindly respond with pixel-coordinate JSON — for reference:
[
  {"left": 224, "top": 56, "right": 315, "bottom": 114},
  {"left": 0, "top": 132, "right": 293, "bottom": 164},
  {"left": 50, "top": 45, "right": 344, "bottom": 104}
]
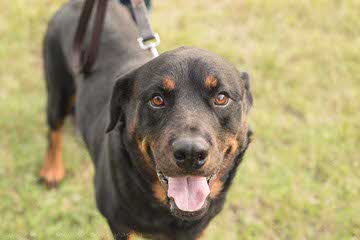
[{"left": 157, "top": 170, "right": 216, "bottom": 220}]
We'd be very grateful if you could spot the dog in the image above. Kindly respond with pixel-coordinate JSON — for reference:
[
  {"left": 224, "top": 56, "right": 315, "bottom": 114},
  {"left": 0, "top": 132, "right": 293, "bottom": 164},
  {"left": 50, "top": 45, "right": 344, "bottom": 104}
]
[{"left": 39, "top": 0, "right": 253, "bottom": 239}]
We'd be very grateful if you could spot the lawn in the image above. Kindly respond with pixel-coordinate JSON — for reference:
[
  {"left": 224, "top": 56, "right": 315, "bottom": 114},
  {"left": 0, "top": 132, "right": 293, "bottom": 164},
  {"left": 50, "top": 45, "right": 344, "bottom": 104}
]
[{"left": 0, "top": 0, "right": 359, "bottom": 239}]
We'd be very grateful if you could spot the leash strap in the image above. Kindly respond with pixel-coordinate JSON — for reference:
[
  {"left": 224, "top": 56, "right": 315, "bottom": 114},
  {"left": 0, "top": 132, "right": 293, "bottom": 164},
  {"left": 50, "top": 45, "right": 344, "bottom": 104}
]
[
  {"left": 73, "top": 0, "right": 109, "bottom": 74},
  {"left": 130, "top": 0, "right": 160, "bottom": 57},
  {"left": 72, "top": 0, "right": 159, "bottom": 74},
  {"left": 84, "top": 0, "right": 109, "bottom": 72}
]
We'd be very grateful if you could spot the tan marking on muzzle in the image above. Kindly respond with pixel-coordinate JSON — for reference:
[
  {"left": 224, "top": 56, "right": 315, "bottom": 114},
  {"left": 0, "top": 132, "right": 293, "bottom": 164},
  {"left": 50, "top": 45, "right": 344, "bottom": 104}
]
[
  {"left": 211, "top": 105, "right": 250, "bottom": 198},
  {"left": 210, "top": 178, "right": 223, "bottom": 198},
  {"left": 224, "top": 136, "right": 239, "bottom": 155},
  {"left": 223, "top": 103, "right": 248, "bottom": 155},
  {"left": 152, "top": 180, "right": 167, "bottom": 203},
  {"left": 137, "top": 137, "right": 153, "bottom": 168}
]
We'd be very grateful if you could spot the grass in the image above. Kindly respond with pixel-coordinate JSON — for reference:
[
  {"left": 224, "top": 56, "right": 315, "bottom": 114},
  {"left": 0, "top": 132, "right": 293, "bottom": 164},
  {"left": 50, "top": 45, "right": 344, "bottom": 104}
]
[{"left": 1, "top": 0, "right": 359, "bottom": 239}]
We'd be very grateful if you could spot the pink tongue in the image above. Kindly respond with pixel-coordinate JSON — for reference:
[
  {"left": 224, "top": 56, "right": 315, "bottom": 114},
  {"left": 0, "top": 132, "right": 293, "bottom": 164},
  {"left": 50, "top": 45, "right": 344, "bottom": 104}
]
[{"left": 168, "top": 176, "right": 210, "bottom": 212}]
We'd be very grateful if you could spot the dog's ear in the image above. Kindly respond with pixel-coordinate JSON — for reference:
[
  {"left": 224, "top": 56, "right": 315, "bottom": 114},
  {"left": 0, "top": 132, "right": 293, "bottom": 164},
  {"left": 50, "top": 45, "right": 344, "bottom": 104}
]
[
  {"left": 240, "top": 71, "right": 253, "bottom": 111},
  {"left": 106, "top": 70, "right": 136, "bottom": 133}
]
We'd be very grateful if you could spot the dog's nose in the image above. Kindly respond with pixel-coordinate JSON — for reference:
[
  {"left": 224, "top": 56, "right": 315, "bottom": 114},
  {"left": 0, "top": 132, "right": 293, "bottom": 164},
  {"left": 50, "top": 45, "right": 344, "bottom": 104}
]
[{"left": 172, "top": 137, "right": 209, "bottom": 170}]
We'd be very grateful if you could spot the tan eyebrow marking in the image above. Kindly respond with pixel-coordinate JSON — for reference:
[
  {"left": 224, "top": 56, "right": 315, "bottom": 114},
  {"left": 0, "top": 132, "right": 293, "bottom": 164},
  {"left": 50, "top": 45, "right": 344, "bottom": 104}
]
[
  {"left": 162, "top": 76, "right": 176, "bottom": 91},
  {"left": 205, "top": 75, "right": 218, "bottom": 89}
]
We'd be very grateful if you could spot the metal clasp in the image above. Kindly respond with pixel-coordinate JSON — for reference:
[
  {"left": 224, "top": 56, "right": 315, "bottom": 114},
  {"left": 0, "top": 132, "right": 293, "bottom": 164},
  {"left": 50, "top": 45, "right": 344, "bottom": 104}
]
[{"left": 137, "top": 33, "right": 160, "bottom": 58}]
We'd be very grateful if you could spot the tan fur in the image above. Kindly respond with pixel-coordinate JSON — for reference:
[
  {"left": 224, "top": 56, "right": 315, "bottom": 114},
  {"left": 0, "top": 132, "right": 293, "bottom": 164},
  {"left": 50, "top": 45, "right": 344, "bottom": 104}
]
[
  {"left": 204, "top": 75, "right": 218, "bottom": 89},
  {"left": 137, "top": 137, "right": 153, "bottom": 169},
  {"left": 210, "top": 104, "right": 249, "bottom": 198},
  {"left": 39, "top": 129, "right": 65, "bottom": 186},
  {"left": 210, "top": 178, "right": 223, "bottom": 198},
  {"left": 128, "top": 233, "right": 133, "bottom": 240},
  {"left": 224, "top": 136, "right": 239, "bottom": 155},
  {"left": 152, "top": 180, "right": 167, "bottom": 203},
  {"left": 162, "top": 77, "right": 176, "bottom": 91}
]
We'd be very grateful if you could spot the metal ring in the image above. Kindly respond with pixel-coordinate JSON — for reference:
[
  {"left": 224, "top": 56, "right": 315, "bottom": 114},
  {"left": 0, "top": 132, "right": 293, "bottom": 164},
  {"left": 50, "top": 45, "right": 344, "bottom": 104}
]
[{"left": 137, "top": 33, "right": 160, "bottom": 50}]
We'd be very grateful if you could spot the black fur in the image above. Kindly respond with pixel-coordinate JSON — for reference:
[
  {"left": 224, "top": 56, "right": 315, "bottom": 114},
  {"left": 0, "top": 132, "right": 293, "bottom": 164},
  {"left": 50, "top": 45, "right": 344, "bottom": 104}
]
[{"left": 43, "top": 1, "right": 253, "bottom": 239}]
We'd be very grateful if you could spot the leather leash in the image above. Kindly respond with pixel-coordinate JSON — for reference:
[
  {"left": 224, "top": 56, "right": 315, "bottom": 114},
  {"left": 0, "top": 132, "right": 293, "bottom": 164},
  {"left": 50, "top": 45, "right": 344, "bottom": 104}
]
[{"left": 72, "top": 0, "right": 160, "bottom": 74}]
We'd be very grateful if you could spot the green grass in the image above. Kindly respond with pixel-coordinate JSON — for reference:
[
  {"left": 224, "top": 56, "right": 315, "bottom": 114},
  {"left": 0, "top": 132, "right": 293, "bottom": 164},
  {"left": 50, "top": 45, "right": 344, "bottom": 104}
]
[{"left": 1, "top": 0, "right": 359, "bottom": 239}]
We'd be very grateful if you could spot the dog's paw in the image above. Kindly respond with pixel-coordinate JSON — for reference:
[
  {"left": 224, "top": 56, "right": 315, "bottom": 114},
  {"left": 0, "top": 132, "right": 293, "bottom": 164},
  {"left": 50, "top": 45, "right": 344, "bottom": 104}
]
[{"left": 39, "top": 162, "right": 65, "bottom": 189}]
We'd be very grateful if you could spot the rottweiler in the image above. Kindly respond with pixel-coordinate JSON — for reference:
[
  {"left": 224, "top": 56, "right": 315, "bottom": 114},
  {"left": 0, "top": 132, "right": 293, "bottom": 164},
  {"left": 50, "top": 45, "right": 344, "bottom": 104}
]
[{"left": 39, "top": 0, "right": 253, "bottom": 239}]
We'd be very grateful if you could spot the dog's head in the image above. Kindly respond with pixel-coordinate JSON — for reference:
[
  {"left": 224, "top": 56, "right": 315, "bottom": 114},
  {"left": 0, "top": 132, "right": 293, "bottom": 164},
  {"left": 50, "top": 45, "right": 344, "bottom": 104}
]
[{"left": 107, "top": 47, "right": 253, "bottom": 220}]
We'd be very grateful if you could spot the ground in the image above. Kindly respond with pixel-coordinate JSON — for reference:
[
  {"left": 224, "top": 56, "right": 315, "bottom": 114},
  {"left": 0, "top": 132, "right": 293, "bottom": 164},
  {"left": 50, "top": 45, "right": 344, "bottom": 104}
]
[{"left": 0, "top": 0, "right": 359, "bottom": 239}]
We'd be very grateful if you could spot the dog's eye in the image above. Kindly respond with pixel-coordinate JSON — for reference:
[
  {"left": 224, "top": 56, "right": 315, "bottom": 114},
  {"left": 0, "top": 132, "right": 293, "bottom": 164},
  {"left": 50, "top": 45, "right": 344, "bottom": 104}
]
[
  {"left": 214, "top": 92, "right": 229, "bottom": 106},
  {"left": 150, "top": 95, "right": 165, "bottom": 107}
]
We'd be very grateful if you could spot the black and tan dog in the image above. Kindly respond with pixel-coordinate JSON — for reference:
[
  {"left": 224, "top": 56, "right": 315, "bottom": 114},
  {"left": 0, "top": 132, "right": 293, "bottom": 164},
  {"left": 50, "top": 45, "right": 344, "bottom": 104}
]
[{"left": 39, "top": 0, "right": 253, "bottom": 239}]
